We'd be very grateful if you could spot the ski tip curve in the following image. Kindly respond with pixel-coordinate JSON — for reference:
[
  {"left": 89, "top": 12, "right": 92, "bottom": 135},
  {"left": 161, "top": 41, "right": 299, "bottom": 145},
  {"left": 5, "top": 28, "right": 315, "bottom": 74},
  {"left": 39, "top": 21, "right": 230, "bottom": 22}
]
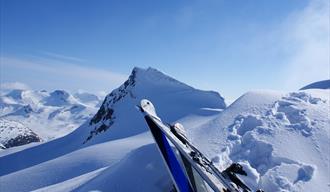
[{"left": 140, "top": 99, "right": 159, "bottom": 119}]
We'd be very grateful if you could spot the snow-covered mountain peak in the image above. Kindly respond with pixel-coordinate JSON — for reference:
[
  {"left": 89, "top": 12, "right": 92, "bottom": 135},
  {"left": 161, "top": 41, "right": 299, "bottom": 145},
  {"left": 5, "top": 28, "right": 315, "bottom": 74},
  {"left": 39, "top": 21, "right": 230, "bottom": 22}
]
[
  {"left": 0, "top": 118, "right": 41, "bottom": 149},
  {"left": 5, "top": 105, "right": 34, "bottom": 117},
  {"left": 43, "top": 90, "right": 78, "bottom": 106},
  {"left": 133, "top": 67, "right": 191, "bottom": 89},
  {"left": 1, "top": 89, "right": 48, "bottom": 110},
  {"left": 50, "top": 90, "right": 70, "bottom": 97},
  {"left": 5, "top": 89, "right": 43, "bottom": 103},
  {"left": 86, "top": 68, "right": 137, "bottom": 127},
  {"left": 5, "top": 89, "right": 25, "bottom": 100},
  {"left": 87, "top": 67, "right": 180, "bottom": 127},
  {"left": 84, "top": 67, "right": 226, "bottom": 144}
]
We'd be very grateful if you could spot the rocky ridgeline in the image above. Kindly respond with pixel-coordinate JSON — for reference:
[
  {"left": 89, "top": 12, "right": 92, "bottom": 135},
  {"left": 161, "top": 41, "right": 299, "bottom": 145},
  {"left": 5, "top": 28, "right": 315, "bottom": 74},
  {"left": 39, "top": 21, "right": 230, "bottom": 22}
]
[{"left": 84, "top": 68, "right": 137, "bottom": 143}]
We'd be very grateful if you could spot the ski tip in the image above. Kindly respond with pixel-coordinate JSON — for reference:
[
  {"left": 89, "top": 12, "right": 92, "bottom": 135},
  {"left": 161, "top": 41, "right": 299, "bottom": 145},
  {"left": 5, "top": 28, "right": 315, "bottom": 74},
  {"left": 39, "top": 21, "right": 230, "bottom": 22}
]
[{"left": 140, "top": 99, "right": 159, "bottom": 119}]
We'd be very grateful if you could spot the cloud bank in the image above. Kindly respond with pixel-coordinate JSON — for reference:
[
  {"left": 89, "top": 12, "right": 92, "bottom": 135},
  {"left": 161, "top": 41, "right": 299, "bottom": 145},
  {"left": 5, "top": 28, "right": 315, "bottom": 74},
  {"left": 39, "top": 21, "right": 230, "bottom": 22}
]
[
  {"left": 0, "top": 82, "right": 30, "bottom": 91},
  {"left": 0, "top": 55, "right": 128, "bottom": 94},
  {"left": 281, "top": 0, "right": 329, "bottom": 89}
]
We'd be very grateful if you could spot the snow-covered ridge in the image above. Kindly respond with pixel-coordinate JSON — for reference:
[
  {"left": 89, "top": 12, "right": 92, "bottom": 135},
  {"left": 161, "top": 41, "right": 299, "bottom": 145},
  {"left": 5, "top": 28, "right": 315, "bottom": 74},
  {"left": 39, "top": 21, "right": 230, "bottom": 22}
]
[
  {"left": 300, "top": 79, "right": 330, "bottom": 90},
  {"left": 84, "top": 67, "right": 137, "bottom": 143}
]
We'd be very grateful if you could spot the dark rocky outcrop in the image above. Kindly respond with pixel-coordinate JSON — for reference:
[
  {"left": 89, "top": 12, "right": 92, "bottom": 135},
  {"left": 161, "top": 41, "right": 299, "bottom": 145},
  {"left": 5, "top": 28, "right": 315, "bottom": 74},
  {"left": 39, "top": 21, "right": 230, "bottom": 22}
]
[
  {"left": 84, "top": 68, "right": 137, "bottom": 143},
  {"left": 0, "top": 119, "right": 42, "bottom": 149},
  {"left": 4, "top": 134, "right": 41, "bottom": 148}
]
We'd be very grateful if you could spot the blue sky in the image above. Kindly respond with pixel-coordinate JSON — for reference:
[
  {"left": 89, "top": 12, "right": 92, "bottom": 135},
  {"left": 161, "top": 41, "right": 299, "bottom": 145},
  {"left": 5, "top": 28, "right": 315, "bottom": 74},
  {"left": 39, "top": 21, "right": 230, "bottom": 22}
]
[{"left": 1, "top": 0, "right": 329, "bottom": 100}]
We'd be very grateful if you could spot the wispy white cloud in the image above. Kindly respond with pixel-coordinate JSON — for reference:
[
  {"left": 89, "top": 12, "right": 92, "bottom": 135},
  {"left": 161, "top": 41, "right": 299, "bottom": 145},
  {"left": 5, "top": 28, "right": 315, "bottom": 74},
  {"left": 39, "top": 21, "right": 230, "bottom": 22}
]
[
  {"left": 1, "top": 56, "right": 128, "bottom": 94},
  {"left": 38, "top": 51, "right": 86, "bottom": 63},
  {"left": 0, "top": 82, "right": 30, "bottom": 90},
  {"left": 280, "top": 0, "right": 329, "bottom": 89}
]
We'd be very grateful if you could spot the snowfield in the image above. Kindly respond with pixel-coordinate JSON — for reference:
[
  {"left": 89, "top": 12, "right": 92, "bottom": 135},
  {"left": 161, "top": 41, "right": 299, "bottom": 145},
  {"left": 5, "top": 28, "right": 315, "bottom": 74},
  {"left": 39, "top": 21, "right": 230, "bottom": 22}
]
[
  {"left": 0, "top": 68, "right": 329, "bottom": 192},
  {"left": 183, "top": 89, "right": 330, "bottom": 191}
]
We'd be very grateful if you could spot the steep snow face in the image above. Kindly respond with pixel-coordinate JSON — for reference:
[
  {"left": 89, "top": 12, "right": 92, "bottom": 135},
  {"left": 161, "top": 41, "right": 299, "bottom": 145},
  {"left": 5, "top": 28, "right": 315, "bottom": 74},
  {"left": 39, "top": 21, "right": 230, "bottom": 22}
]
[
  {"left": 0, "top": 119, "right": 41, "bottom": 149},
  {"left": 0, "top": 89, "right": 101, "bottom": 141},
  {"left": 300, "top": 79, "right": 330, "bottom": 90},
  {"left": 184, "top": 89, "right": 330, "bottom": 192},
  {"left": 83, "top": 67, "right": 226, "bottom": 144}
]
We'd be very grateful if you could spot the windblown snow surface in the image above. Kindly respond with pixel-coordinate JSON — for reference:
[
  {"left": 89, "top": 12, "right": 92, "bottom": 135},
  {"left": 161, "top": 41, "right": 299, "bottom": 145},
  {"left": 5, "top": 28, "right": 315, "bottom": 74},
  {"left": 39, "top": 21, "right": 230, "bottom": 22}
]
[
  {"left": 182, "top": 89, "right": 330, "bottom": 191},
  {"left": 0, "top": 68, "right": 329, "bottom": 192}
]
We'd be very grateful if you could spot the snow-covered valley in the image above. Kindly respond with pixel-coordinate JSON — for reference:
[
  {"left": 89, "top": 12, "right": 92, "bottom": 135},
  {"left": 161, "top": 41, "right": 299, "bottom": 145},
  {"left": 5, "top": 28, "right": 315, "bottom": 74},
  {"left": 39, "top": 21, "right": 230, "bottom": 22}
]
[{"left": 0, "top": 68, "right": 329, "bottom": 192}]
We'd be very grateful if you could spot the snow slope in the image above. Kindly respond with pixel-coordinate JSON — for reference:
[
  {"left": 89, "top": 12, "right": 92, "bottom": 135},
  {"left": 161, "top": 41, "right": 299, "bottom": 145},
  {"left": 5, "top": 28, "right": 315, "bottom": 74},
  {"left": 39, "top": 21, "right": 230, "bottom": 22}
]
[
  {"left": 300, "top": 79, "right": 330, "bottom": 90},
  {"left": 0, "top": 133, "right": 167, "bottom": 192},
  {"left": 180, "top": 89, "right": 330, "bottom": 191}
]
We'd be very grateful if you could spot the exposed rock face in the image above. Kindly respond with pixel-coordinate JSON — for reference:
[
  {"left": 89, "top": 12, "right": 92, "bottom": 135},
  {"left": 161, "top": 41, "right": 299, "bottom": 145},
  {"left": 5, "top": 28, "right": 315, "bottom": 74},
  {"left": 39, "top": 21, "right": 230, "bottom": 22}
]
[
  {"left": 0, "top": 119, "right": 41, "bottom": 149},
  {"left": 4, "top": 134, "right": 41, "bottom": 148},
  {"left": 84, "top": 69, "right": 137, "bottom": 143}
]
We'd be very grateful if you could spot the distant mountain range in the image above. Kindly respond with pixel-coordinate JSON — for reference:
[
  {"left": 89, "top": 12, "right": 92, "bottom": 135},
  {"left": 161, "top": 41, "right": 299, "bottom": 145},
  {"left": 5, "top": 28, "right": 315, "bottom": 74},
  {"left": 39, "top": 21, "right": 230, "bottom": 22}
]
[{"left": 0, "top": 88, "right": 102, "bottom": 148}]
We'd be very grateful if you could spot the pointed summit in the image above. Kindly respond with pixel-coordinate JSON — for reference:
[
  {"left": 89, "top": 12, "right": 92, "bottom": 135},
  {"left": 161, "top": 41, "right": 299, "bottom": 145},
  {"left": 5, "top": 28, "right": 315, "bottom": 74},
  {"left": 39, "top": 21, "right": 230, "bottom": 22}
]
[
  {"left": 84, "top": 67, "right": 226, "bottom": 144},
  {"left": 132, "top": 67, "right": 192, "bottom": 89}
]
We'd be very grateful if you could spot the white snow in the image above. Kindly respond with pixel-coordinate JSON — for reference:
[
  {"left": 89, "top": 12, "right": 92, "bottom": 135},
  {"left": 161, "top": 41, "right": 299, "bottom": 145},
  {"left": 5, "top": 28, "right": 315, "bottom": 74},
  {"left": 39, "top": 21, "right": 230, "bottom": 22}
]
[
  {"left": 182, "top": 89, "right": 330, "bottom": 191},
  {"left": 0, "top": 69, "right": 329, "bottom": 192},
  {"left": 0, "top": 133, "right": 159, "bottom": 192}
]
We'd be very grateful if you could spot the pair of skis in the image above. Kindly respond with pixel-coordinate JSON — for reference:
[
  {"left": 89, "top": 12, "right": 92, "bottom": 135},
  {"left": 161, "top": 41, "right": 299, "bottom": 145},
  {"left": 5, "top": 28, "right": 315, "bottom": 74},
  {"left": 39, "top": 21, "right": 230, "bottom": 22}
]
[{"left": 139, "top": 99, "right": 239, "bottom": 192}]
